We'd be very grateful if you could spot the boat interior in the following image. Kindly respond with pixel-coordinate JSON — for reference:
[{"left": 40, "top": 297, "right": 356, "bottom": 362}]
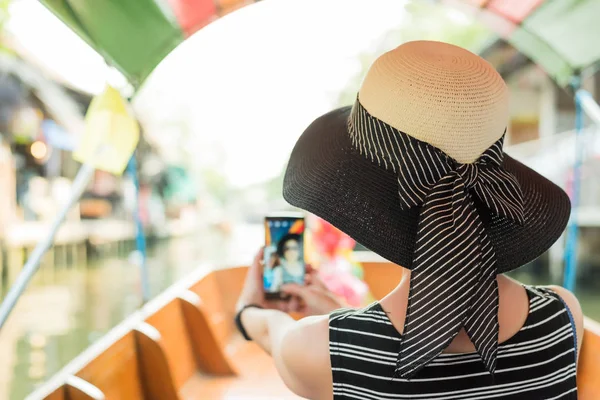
[{"left": 27, "top": 257, "right": 600, "bottom": 400}]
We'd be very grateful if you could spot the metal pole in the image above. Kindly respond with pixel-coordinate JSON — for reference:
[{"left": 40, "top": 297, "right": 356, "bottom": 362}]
[
  {"left": 563, "top": 89, "right": 599, "bottom": 291},
  {"left": 126, "top": 155, "right": 150, "bottom": 303},
  {"left": 0, "top": 163, "right": 96, "bottom": 330},
  {"left": 576, "top": 89, "right": 600, "bottom": 125}
]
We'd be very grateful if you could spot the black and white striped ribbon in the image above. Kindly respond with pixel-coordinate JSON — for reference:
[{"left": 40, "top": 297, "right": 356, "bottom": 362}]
[{"left": 348, "top": 98, "right": 525, "bottom": 378}]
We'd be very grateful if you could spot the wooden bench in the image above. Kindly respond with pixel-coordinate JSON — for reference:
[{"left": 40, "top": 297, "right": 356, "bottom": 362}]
[
  {"left": 28, "top": 261, "right": 600, "bottom": 400},
  {"left": 137, "top": 267, "right": 298, "bottom": 399},
  {"left": 34, "top": 376, "right": 104, "bottom": 400},
  {"left": 578, "top": 318, "right": 600, "bottom": 400},
  {"left": 26, "top": 315, "right": 147, "bottom": 400},
  {"left": 74, "top": 331, "right": 145, "bottom": 399}
]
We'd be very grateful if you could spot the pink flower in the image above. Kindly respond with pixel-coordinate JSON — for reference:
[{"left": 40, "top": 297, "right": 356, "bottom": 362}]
[
  {"left": 319, "top": 257, "right": 369, "bottom": 307},
  {"left": 311, "top": 217, "right": 356, "bottom": 259}
]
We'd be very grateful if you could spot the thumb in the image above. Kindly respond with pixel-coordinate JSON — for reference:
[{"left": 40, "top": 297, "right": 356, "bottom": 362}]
[{"left": 249, "top": 247, "right": 264, "bottom": 278}]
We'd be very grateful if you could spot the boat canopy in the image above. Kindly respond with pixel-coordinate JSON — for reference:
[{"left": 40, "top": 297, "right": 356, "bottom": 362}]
[{"left": 40, "top": 0, "right": 600, "bottom": 89}]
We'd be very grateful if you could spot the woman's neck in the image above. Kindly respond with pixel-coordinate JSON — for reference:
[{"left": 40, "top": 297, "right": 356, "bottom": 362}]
[{"left": 378, "top": 271, "right": 529, "bottom": 351}]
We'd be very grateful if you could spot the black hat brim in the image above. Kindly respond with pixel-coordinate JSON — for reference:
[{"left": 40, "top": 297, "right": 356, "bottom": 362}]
[{"left": 283, "top": 106, "right": 571, "bottom": 273}]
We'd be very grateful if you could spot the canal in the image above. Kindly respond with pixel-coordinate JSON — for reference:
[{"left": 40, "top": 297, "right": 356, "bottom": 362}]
[
  {"left": 1, "top": 224, "right": 262, "bottom": 400},
  {"left": 1, "top": 224, "right": 599, "bottom": 399}
]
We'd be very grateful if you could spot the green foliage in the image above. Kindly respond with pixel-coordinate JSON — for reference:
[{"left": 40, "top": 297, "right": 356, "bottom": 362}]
[
  {"left": 0, "top": 0, "right": 10, "bottom": 29},
  {"left": 0, "top": 0, "right": 13, "bottom": 54},
  {"left": 200, "top": 168, "right": 230, "bottom": 205},
  {"left": 337, "top": 1, "right": 493, "bottom": 107}
]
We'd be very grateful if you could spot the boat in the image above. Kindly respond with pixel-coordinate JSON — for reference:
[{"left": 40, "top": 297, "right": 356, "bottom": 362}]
[
  {"left": 0, "top": 1, "right": 598, "bottom": 399},
  {"left": 26, "top": 256, "right": 600, "bottom": 400}
]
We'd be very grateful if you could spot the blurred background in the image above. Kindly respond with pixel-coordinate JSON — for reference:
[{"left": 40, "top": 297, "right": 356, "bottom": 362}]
[{"left": 0, "top": 0, "right": 598, "bottom": 398}]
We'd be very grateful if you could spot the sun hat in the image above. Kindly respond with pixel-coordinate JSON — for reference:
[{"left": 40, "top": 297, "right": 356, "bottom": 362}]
[{"left": 282, "top": 40, "right": 571, "bottom": 378}]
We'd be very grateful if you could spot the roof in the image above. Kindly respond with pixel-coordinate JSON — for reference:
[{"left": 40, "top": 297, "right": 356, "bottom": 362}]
[
  {"left": 39, "top": 0, "right": 600, "bottom": 89},
  {"left": 0, "top": 52, "right": 86, "bottom": 135}
]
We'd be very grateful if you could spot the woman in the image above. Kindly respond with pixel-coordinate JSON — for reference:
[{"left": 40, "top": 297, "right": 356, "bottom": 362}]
[
  {"left": 235, "top": 40, "right": 583, "bottom": 399},
  {"left": 266, "top": 234, "right": 304, "bottom": 292},
  {"left": 276, "top": 233, "right": 305, "bottom": 285}
]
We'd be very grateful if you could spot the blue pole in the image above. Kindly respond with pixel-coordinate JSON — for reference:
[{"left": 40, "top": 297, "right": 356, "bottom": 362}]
[
  {"left": 563, "top": 86, "right": 585, "bottom": 292},
  {"left": 126, "top": 155, "right": 151, "bottom": 303}
]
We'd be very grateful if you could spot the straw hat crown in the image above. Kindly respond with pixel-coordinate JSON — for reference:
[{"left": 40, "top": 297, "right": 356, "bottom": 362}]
[{"left": 359, "top": 40, "right": 509, "bottom": 163}]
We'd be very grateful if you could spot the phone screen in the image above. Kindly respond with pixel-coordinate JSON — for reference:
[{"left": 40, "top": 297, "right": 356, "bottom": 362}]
[{"left": 263, "top": 214, "right": 305, "bottom": 299}]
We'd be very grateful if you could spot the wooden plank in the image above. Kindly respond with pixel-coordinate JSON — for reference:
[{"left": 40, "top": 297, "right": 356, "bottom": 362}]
[
  {"left": 188, "top": 272, "right": 231, "bottom": 345},
  {"left": 38, "top": 385, "right": 65, "bottom": 400},
  {"left": 212, "top": 266, "right": 248, "bottom": 337},
  {"left": 64, "top": 376, "right": 104, "bottom": 400},
  {"left": 28, "top": 377, "right": 104, "bottom": 400},
  {"left": 361, "top": 260, "right": 404, "bottom": 300},
  {"left": 75, "top": 332, "right": 145, "bottom": 400},
  {"left": 178, "top": 290, "right": 237, "bottom": 375},
  {"left": 578, "top": 318, "right": 600, "bottom": 400},
  {"left": 144, "top": 300, "right": 197, "bottom": 389},
  {"left": 134, "top": 323, "right": 179, "bottom": 400},
  {"left": 26, "top": 259, "right": 600, "bottom": 399}
]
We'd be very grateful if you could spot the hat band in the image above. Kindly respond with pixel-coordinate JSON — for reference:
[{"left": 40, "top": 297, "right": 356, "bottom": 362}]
[{"left": 347, "top": 98, "right": 525, "bottom": 378}]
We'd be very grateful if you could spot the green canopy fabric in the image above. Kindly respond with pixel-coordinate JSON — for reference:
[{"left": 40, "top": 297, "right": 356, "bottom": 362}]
[
  {"left": 444, "top": 0, "right": 600, "bottom": 86},
  {"left": 40, "top": 0, "right": 257, "bottom": 87},
  {"left": 41, "top": 0, "right": 600, "bottom": 89}
]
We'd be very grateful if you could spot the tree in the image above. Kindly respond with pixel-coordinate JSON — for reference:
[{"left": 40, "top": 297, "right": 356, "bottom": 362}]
[{"left": 337, "top": 1, "right": 493, "bottom": 107}]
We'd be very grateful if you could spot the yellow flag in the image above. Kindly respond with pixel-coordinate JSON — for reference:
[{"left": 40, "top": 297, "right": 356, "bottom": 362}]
[{"left": 73, "top": 85, "right": 139, "bottom": 175}]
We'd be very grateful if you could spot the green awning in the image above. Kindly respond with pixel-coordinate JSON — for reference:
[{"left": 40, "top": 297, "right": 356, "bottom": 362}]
[
  {"left": 444, "top": 0, "right": 600, "bottom": 86},
  {"left": 40, "top": 0, "right": 256, "bottom": 87},
  {"left": 41, "top": 0, "right": 600, "bottom": 89}
]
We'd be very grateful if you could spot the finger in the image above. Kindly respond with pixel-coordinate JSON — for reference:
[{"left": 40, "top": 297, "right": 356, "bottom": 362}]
[
  {"left": 288, "top": 296, "right": 301, "bottom": 313},
  {"left": 280, "top": 283, "right": 308, "bottom": 297},
  {"left": 273, "top": 299, "right": 287, "bottom": 312},
  {"left": 249, "top": 247, "right": 265, "bottom": 277},
  {"left": 282, "top": 299, "right": 292, "bottom": 313},
  {"left": 306, "top": 270, "right": 328, "bottom": 290},
  {"left": 304, "top": 273, "right": 314, "bottom": 285},
  {"left": 314, "top": 279, "right": 328, "bottom": 291},
  {"left": 304, "top": 265, "right": 318, "bottom": 282}
]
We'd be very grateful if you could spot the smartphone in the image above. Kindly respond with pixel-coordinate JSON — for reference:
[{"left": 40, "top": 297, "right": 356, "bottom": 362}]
[{"left": 263, "top": 212, "right": 306, "bottom": 300}]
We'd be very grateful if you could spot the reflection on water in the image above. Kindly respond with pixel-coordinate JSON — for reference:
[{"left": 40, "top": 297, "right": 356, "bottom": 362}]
[
  {"left": 1, "top": 224, "right": 599, "bottom": 399},
  {"left": 1, "top": 225, "right": 242, "bottom": 400}
]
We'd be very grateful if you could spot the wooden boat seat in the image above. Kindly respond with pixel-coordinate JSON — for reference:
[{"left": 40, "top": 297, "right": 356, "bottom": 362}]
[
  {"left": 140, "top": 272, "right": 299, "bottom": 399},
  {"left": 579, "top": 318, "right": 600, "bottom": 400},
  {"left": 28, "top": 260, "right": 600, "bottom": 400},
  {"left": 37, "top": 376, "right": 104, "bottom": 400},
  {"left": 74, "top": 331, "right": 145, "bottom": 399}
]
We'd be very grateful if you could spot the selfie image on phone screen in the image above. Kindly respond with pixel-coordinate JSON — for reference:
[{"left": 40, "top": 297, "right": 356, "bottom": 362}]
[{"left": 263, "top": 214, "right": 305, "bottom": 298}]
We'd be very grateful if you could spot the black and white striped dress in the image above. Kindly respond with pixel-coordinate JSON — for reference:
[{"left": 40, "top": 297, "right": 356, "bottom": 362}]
[{"left": 329, "top": 285, "right": 578, "bottom": 399}]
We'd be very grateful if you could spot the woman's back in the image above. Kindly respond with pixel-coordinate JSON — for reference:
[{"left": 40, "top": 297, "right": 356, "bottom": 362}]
[
  {"left": 232, "top": 40, "right": 584, "bottom": 400},
  {"left": 329, "top": 283, "right": 578, "bottom": 399}
]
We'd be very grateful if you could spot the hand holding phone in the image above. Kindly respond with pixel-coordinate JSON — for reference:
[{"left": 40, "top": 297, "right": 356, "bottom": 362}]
[{"left": 263, "top": 213, "right": 305, "bottom": 299}]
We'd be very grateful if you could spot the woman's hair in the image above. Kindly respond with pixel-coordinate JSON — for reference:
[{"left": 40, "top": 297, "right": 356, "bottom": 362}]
[
  {"left": 276, "top": 233, "right": 302, "bottom": 258},
  {"left": 268, "top": 253, "right": 281, "bottom": 269}
]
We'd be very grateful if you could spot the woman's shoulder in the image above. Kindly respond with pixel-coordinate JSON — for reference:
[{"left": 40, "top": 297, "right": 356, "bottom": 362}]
[
  {"left": 526, "top": 284, "right": 582, "bottom": 312},
  {"left": 328, "top": 302, "right": 384, "bottom": 323},
  {"left": 329, "top": 306, "right": 359, "bottom": 320},
  {"left": 529, "top": 284, "right": 584, "bottom": 352},
  {"left": 279, "top": 315, "right": 332, "bottom": 399}
]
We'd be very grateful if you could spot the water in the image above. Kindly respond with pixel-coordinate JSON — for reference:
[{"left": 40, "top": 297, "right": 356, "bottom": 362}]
[
  {"left": 0, "top": 223, "right": 261, "bottom": 400},
  {"left": 1, "top": 224, "right": 599, "bottom": 399}
]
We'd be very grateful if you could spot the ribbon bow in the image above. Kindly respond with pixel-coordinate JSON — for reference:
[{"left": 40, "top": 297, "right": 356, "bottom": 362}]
[{"left": 348, "top": 99, "right": 525, "bottom": 378}]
